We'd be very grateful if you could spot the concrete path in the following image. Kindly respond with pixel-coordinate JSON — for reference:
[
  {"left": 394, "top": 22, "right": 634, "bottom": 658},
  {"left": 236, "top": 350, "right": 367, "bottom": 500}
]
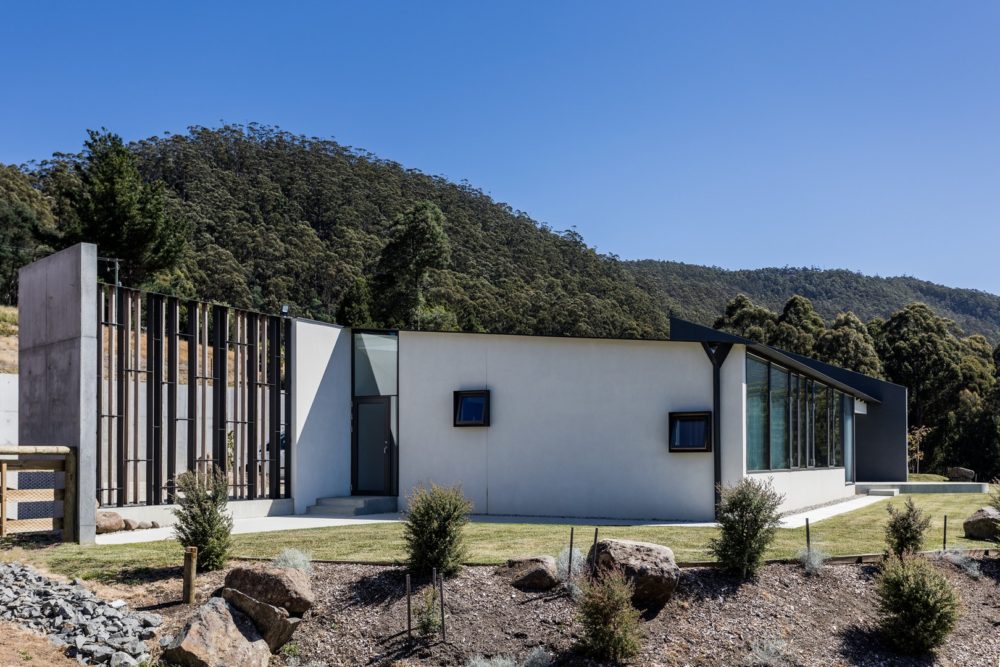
[
  {"left": 96, "top": 495, "right": 884, "bottom": 545},
  {"left": 778, "top": 495, "right": 889, "bottom": 528}
]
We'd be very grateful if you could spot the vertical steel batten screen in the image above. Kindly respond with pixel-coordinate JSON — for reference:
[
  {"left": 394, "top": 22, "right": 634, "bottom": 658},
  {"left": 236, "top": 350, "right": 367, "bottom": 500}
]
[{"left": 96, "top": 284, "right": 292, "bottom": 507}]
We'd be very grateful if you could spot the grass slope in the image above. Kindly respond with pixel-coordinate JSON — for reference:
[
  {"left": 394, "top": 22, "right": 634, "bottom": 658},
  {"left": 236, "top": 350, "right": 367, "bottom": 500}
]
[{"left": 8, "top": 493, "right": 994, "bottom": 583}]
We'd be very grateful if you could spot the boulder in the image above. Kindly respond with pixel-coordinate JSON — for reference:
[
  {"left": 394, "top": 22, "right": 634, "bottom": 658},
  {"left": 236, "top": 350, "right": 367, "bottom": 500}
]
[
  {"left": 96, "top": 511, "right": 125, "bottom": 534},
  {"left": 588, "top": 539, "right": 680, "bottom": 609},
  {"left": 123, "top": 518, "right": 140, "bottom": 531},
  {"left": 222, "top": 587, "right": 301, "bottom": 652},
  {"left": 503, "top": 556, "right": 559, "bottom": 591},
  {"left": 162, "top": 597, "right": 270, "bottom": 667},
  {"left": 224, "top": 565, "right": 314, "bottom": 615},
  {"left": 947, "top": 466, "right": 977, "bottom": 482},
  {"left": 963, "top": 506, "right": 1000, "bottom": 540}
]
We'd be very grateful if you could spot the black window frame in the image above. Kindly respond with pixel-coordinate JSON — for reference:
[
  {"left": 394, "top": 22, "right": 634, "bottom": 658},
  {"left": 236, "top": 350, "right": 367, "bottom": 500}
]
[
  {"left": 453, "top": 390, "right": 491, "bottom": 427},
  {"left": 668, "top": 411, "right": 713, "bottom": 452}
]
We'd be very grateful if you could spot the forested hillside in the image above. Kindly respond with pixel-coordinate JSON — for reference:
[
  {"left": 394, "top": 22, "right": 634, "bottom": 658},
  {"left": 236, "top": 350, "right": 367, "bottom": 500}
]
[{"left": 628, "top": 260, "right": 1000, "bottom": 341}]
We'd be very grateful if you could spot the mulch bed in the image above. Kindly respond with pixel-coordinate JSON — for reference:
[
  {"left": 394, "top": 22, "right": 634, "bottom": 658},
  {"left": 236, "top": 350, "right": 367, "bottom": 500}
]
[{"left": 287, "top": 556, "right": 1000, "bottom": 667}]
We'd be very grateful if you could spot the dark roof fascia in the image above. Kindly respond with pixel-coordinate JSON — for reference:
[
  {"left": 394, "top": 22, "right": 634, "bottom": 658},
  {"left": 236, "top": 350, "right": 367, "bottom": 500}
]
[{"left": 668, "top": 317, "right": 881, "bottom": 405}]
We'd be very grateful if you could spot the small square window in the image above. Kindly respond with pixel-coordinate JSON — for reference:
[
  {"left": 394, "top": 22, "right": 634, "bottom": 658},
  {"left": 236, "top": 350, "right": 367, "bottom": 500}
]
[
  {"left": 669, "top": 412, "right": 712, "bottom": 452},
  {"left": 454, "top": 390, "right": 490, "bottom": 427}
]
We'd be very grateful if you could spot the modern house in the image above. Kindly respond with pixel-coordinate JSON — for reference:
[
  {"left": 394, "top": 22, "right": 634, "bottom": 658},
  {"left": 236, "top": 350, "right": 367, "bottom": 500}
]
[{"left": 16, "top": 244, "right": 909, "bottom": 542}]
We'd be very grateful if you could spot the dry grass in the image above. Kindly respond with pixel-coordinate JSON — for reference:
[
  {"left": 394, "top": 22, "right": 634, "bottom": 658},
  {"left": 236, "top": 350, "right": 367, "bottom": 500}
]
[
  {"left": 0, "top": 306, "right": 16, "bottom": 373},
  {"left": 4, "top": 492, "right": 995, "bottom": 583}
]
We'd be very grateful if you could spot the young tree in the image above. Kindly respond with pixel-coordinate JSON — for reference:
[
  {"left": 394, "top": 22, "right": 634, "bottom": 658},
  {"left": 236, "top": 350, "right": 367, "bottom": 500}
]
[
  {"left": 373, "top": 201, "right": 452, "bottom": 328},
  {"left": 67, "top": 129, "right": 187, "bottom": 286}
]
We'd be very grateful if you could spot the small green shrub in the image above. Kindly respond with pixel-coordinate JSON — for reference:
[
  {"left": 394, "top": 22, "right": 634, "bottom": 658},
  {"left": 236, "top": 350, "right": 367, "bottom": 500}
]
[
  {"left": 938, "top": 550, "right": 981, "bottom": 579},
  {"left": 172, "top": 467, "right": 233, "bottom": 571},
  {"left": 884, "top": 497, "right": 930, "bottom": 557},
  {"left": 273, "top": 548, "right": 313, "bottom": 573},
  {"left": 875, "top": 556, "right": 959, "bottom": 654},
  {"left": 416, "top": 585, "right": 441, "bottom": 637},
  {"left": 745, "top": 638, "right": 792, "bottom": 666},
  {"left": 576, "top": 568, "right": 643, "bottom": 663},
  {"left": 403, "top": 484, "right": 472, "bottom": 576},
  {"left": 708, "top": 478, "right": 784, "bottom": 578},
  {"left": 989, "top": 477, "right": 1000, "bottom": 513},
  {"left": 796, "top": 547, "right": 829, "bottom": 576},
  {"left": 464, "top": 650, "right": 551, "bottom": 667}
]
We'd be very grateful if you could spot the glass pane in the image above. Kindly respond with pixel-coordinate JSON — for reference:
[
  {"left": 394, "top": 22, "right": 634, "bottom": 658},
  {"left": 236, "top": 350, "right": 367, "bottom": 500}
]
[
  {"left": 457, "top": 395, "right": 486, "bottom": 424},
  {"left": 357, "top": 402, "right": 387, "bottom": 492},
  {"left": 672, "top": 417, "right": 708, "bottom": 449},
  {"left": 844, "top": 395, "right": 855, "bottom": 482},
  {"left": 806, "top": 381, "right": 815, "bottom": 467},
  {"left": 769, "top": 367, "right": 789, "bottom": 469},
  {"left": 832, "top": 391, "right": 843, "bottom": 467},
  {"left": 746, "top": 357, "right": 769, "bottom": 471},
  {"left": 789, "top": 375, "right": 799, "bottom": 468},
  {"left": 354, "top": 332, "right": 398, "bottom": 396},
  {"left": 815, "top": 385, "right": 829, "bottom": 467}
]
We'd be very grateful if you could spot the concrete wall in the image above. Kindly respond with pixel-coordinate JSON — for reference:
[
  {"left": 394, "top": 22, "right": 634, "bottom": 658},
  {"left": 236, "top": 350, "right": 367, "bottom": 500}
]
[
  {"left": 18, "top": 243, "right": 97, "bottom": 543},
  {"left": 746, "top": 468, "right": 855, "bottom": 513},
  {"left": 397, "top": 332, "right": 722, "bottom": 521},
  {"left": 0, "top": 374, "right": 16, "bottom": 445},
  {"left": 290, "top": 319, "right": 351, "bottom": 513}
]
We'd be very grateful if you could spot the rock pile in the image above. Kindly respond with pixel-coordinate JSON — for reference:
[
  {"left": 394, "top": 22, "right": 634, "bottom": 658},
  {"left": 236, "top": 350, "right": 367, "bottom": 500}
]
[
  {"left": 0, "top": 562, "right": 162, "bottom": 665},
  {"left": 163, "top": 564, "right": 314, "bottom": 667},
  {"left": 95, "top": 511, "right": 159, "bottom": 534}
]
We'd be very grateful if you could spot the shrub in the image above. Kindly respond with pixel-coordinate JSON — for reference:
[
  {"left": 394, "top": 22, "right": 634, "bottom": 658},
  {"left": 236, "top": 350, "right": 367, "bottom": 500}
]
[
  {"left": 795, "top": 547, "right": 829, "bottom": 576},
  {"left": 745, "top": 638, "right": 792, "bottom": 666},
  {"left": 464, "top": 649, "right": 551, "bottom": 667},
  {"left": 555, "top": 546, "right": 584, "bottom": 583},
  {"left": 403, "top": 484, "right": 472, "bottom": 576},
  {"left": 938, "top": 550, "right": 981, "bottom": 579},
  {"left": 884, "top": 497, "right": 930, "bottom": 557},
  {"left": 875, "top": 556, "right": 959, "bottom": 654},
  {"left": 576, "top": 568, "right": 643, "bottom": 662},
  {"left": 172, "top": 467, "right": 233, "bottom": 571},
  {"left": 989, "top": 477, "right": 1000, "bottom": 513},
  {"left": 416, "top": 585, "right": 440, "bottom": 637},
  {"left": 273, "top": 548, "right": 313, "bottom": 574},
  {"left": 708, "top": 478, "right": 784, "bottom": 578}
]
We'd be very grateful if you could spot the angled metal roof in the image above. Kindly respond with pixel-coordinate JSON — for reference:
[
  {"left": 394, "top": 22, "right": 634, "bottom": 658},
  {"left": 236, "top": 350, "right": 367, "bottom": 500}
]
[{"left": 669, "top": 317, "right": 881, "bottom": 404}]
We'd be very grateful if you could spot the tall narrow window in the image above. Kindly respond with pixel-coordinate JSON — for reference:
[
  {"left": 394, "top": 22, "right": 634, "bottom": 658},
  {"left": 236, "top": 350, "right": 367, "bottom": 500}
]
[
  {"left": 746, "top": 356, "right": 769, "bottom": 471},
  {"left": 832, "top": 391, "right": 843, "bottom": 467},
  {"left": 815, "top": 385, "right": 829, "bottom": 467},
  {"left": 769, "top": 366, "right": 789, "bottom": 469},
  {"left": 843, "top": 395, "right": 855, "bottom": 482},
  {"left": 789, "top": 375, "right": 799, "bottom": 468},
  {"left": 806, "top": 380, "right": 816, "bottom": 467}
]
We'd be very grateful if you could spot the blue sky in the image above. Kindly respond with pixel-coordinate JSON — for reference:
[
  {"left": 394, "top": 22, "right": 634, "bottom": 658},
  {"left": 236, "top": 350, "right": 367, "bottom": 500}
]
[{"left": 3, "top": 2, "right": 1000, "bottom": 293}]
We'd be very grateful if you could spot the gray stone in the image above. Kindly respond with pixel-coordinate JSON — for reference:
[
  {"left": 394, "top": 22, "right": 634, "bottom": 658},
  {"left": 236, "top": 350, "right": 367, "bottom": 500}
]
[
  {"left": 947, "top": 466, "right": 977, "bottom": 482},
  {"left": 222, "top": 587, "right": 300, "bottom": 652},
  {"left": 122, "top": 518, "right": 141, "bottom": 531},
  {"left": 162, "top": 597, "right": 270, "bottom": 667},
  {"left": 96, "top": 512, "right": 125, "bottom": 535},
  {"left": 503, "top": 556, "right": 559, "bottom": 591},
  {"left": 224, "top": 565, "right": 314, "bottom": 615},
  {"left": 588, "top": 538, "right": 681, "bottom": 609},
  {"left": 963, "top": 506, "right": 1000, "bottom": 540},
  {"left": 110, "top": 652, "right": 138, "bottom": 667}
]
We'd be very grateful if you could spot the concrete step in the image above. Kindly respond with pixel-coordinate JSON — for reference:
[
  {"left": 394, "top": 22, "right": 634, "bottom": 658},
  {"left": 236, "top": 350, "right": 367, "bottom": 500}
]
[
  {"left": 867, "top": 488, "right": 899, "bottom": 497},
  {"left": 305, "top": 496, "right": 397, "bottom": 516}
]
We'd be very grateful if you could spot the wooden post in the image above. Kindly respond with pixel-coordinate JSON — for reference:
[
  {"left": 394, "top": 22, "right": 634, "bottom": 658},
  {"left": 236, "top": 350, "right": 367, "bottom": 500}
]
[
  {"left": 567, "top": 526, "right": 575, "bottom": 582},
  {"left": 62, "top": 450, "right": 76, "bottom": 543},
  {"left": 805, "top": 518, "right": 811, "bottom": 554},
  {"left": 405, "top": 573, "right": 412, "bottom": 640},
  {"left": 183, "top": 546, "right": 198, "bottom": 604},
  {"left": 1, "top": 462, "right": 6, "bottom": 539},
  {"left": 438, "top": 571, "right": 446, "bottom": 642},
  {"left": 943, "top": 515, "right": 947, "bottom": 552}
]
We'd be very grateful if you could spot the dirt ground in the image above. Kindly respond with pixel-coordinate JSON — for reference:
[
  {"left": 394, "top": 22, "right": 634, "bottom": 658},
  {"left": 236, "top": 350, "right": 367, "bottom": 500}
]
[{"left": 9, "top": 556, "right": 1000, "bottom": 666}]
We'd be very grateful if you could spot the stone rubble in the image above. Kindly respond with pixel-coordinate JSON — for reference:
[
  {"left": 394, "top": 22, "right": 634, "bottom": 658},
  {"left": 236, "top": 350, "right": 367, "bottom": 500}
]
[{"left": 0, "top": 561, "right": 162, "bottom": 665}]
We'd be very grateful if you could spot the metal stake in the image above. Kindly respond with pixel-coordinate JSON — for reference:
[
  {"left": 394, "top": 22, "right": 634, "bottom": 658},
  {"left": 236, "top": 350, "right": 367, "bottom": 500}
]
[
  {"left": 567, "top": 526, "right": 575, "bottom": 582},
  {"left": 438, "top": 571, "right": 446, "bottom": 642},
  {"left": 943, "top": 515, "right": 947, "bottom": 552},
  {"left": 805, "top": 518, "right": 811, "bottom": 554},
  {"left": 590, "top": 527, "right": 599, "bottom": 571},
  {"left": 406, "top": 573, "right": 412, "bottom": 640}
]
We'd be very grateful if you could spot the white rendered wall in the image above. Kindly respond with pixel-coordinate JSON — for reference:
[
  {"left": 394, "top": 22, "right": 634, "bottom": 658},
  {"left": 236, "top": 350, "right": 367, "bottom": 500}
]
[
  {"left": 719, "top": 346, "right": 746, "bottom": 488},
  {"left": 0, "top": 374, "right": 16, "bottom": 445},
  {"left": 290, "top": 319, "right": 351, "bottom": 513},
  {"left": 746, "top": 467, "right": 855, "bottom": 513},
  {"left": 398, "top": 332, "right": 722, "bottom": 521}
]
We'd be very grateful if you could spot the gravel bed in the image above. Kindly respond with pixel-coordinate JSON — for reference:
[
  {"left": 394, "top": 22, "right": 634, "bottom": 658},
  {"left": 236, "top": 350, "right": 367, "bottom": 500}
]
[
  {"left": 0, "top": 562, "right": 162, "bottom": 665},
  {"left": 289, "top": 556, "right": 1000, "bottom": 667}
]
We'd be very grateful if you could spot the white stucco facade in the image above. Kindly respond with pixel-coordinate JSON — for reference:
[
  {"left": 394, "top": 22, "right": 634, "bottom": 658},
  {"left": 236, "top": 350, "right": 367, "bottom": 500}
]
[
  {"left": 0, "top": 374, "right": 16, "bottom": 446},
  {"left": 397, "top": 332, "right": 739, "bottom": 521},
  {"left": 289, "top": 319, "right": 352, "bottom": 514}
]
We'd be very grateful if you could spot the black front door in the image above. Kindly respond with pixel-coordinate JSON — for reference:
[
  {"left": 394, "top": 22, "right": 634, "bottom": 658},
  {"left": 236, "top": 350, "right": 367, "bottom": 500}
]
[{"left": 353, "top": 397, "right": 391, "bottom": 495}]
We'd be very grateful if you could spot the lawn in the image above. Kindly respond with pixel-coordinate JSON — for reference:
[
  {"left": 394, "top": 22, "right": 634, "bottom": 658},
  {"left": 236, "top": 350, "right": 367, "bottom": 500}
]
[
  {"left": 908, "top": 473, "right": 949, "bottom": 482},
  {"left": 4, "top": 492, "right": 996, "bottom": 582}
]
